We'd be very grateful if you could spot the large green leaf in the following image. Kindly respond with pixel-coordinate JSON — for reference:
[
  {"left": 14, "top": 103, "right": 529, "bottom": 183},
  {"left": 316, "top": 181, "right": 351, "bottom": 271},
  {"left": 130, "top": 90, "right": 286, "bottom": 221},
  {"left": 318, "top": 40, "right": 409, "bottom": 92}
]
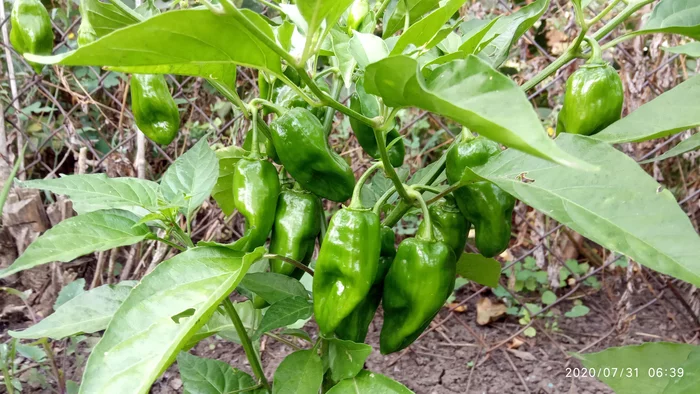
[
  {"left": 663, "top": 42, "right": 700, "bottom": 57},
  {"left": 254, "top": 296, "right": 313, "bottom": 338},
  {"left": 20, "top": 174, "right": 159, "bottom": 214},
  {"left": 470, "top": 134, "right": 700, "bottom": 287},
  {"left": 640, "top": 0, "right": 700, "bottom": 40},
  {"left": 383, "top": 0, "right": 441, "bottom": 38},
  {"left": 455, "top": 253, "right": 500, "bottom": 288},
  {"left": 640, "top": 132, "right": 700, "bottom": 164},
  {"left": 390, "top": 0, "right": 464, "bottom": 55},
  {"left": 478, "top": 0, "right": 550, "bottom": 67},
  {"left": 9, "top": 282, "right": 136, "bottom": 340},
  {"left": 364, "top": 55, "right": 591, "bottom": 169},
  {"left": 0, "top": 210, "right": 151, "bottom": 279},
  {"left": 326, "top": 338, "right": 372, "bottom": 382},
  {"left": 595, "top": 75, "right": 700, "bottom": 144},
  {"left": 664, "top": 347, "right": 700, "bottom": 394},
  {"left": 26, "top": 9, "right": 283, "bottom": 81},
  {"left": 238, "top": 272, "right": 309, "bottom": 304},
  {"left": 272, "top": 350, "right": 323, "bottom": 394},
  {"left": 80, "top": 0, "right": 139, "bottom": 37},
  {"left": 79, "top": 246, "right": 264, "bottom": 394},
  {"left": 177, "top": 352, "right": 264, "bottom": 394},
  {"left": 576, "top": 342, "right": 699, "bottom": 394},
  {"left": 160, "top": 139, "right": 218, "bottom": 219},
  {"left": 327, "top": 370, "right": 413, "bottom": 393}
]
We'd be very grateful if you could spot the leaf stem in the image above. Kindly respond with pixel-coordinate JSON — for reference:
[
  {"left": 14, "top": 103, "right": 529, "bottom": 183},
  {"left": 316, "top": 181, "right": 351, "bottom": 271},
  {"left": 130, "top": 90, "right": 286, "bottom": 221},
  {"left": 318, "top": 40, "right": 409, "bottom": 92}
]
[
  {"left": 263, "top": 254, "right": 314, "bottom": 276},
  {"left": 223, "top": 298, "right": 271, "bottom": 393},
  {"left": 265, "top": 332, "right": 302, "bottom": 350},
  {"left": 373, "top": 186, "right": 397, "bottom": 215},
  {"left": 409, "top": 188, "right": 432, "bottom": 241},
  {"left": 425, "top": 183, "right": 462, "bottom": 205}
]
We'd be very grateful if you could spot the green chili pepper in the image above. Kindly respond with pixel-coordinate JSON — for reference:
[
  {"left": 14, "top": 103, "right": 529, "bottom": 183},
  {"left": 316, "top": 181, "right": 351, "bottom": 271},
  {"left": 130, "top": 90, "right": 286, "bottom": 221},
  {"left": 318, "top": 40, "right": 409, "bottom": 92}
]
[
  {"left": 270, "top": 107, "right": 355, "bottom": 202},
  {"left": 131, "top": 74, "right": 180, "bottom": 145},
  {"left": 418, "top": 196, "right": 469, "bottom": 259},
  {"left": 10, "top": 0, "right": 54, "bottom": 73}
]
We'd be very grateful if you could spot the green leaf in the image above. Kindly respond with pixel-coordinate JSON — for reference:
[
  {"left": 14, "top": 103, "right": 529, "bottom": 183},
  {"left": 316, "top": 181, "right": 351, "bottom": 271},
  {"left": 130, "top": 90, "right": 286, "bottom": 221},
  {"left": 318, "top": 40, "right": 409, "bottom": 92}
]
[
  {"left": 640, "top": 0, "right": 700, "bottom": 40},
  {"left": 426, "top": 18, "right": 501, "bottom": 68},
  {"left": 78, "top": 246, "right": 264, "bottom": 394},
  {"left": 187, "top": 301, "right": 262, "bottom": 347},
  {"left": 0, "top": 210, "right": 150, "bottom": 279},
  {"left": 364, "top": 55, "right": 592, "bottom": 169},
  {"left": 330, "top": 30, "right": 357, "bottom": 88},
  {"left": 254, "top": 296, "right": 313, "bottom": 338},
  {"left": 455, "top": 253, "right": 500, "bottom": 288},
  {"left": 564, "top": 304, "right": 589, "bottom": 318},
  {"left": 662, "top": 42, "right": 700, "bottom": 57},
  {"left": 26, "top": 9, "right": 283, "bottom": 82},
  {"left": 238, "top": 272, "right": 309, "bottom": 304},
  {"left": 211, "top": 145, "right": 247, "bottom": 216},
  {"left": 663, "top": 347, "right": 700, "bottom": 394},
  {"left": 54, "top": 278, "right": 86, "bottom": 309},
  {"left": 349, "top": 31, "right": 389, "bottom": 69},
  {"left": 273, "top": 349, "right": 323, "bottom": 394},
  {"left": 576, "top": 342, "right": 699, "bottom": 394},
  {"left": 470, "top": 134, "right": 700, "bottom": 287},
  {"left": 390, "top": 0, "right": 464, "bottom": 55},
  {"left": 9, "top": 282, "right": 135, "bottom": 340},
  {"left": 160, "top": 139, "right": 218, "bottom": 219},
  {"left": 296, "top": 0, "right": 354, "bottom": 60},
  {"left": 595, "top": 75, "right": 700, "bottom": 144},
  {"left": 383, "top": 0, "right": 440, "bottom": 38},
  {"left": 641, "top": 133, "right": 700, "bottom": 163},
  {"left": 80, "top": 0, "right": 139, "bottom": 37},
  {"left": 20, "top": 174, "right": 160, "bottom": 214},
  {"left": 327, "top": 370, "right": 413, "bottom": 393},
  {"left": 326, "top": 338, "right": 372, "bottom": 382},
  {"left": 478, "top": 0, "right": 550, "bottom": 67},
  {"left": 177, "top": 352, "right": 264, "bottom": 394},
  {"left": 541, "top": 290, "right": 556, "bottom": 305}
]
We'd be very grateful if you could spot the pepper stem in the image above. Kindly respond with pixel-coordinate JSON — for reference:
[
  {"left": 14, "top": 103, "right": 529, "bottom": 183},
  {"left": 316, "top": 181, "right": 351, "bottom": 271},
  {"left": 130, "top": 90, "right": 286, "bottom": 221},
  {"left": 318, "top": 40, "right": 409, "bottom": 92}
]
[
  {"left": 409, "top": 188, "right": 433, "bottom": 241},
  {"left": 583, "top": 36, "right": 603, "bottom": 64},
  {"left": 349, "top": 162, "right": 384, "bottom": 209},
  {"left": 250, "top": 107, "right": 261, "bottom": 158}
]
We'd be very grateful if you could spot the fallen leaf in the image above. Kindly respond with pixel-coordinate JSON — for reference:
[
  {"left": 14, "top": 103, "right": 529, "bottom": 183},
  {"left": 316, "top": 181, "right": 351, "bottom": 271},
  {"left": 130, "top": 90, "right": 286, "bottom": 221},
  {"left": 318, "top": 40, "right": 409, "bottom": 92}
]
[
  {"left": 507, "top": 349, "right": 537, "bottom": 361},
  {"left": 448, "top": 303, "right": 467, "bottom": 312},
  {"left": 476, "top": 297, "right": 507, "bottom": 325},
  {"left": 509, "top": 338, "right": 525, "bottom": 349}
]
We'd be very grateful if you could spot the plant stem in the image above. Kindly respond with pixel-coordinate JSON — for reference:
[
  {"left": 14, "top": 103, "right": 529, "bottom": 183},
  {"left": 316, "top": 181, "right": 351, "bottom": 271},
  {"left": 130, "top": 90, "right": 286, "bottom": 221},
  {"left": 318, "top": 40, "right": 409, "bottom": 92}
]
[
  {"left": 586, "top": 0, "right": 622, "bottom": 26},
  {"left": 0, "top": 143, "right": 25, "bottom": 219},
  {"left": 425, "top": 183, "right": 462, "bottom": 205},
  {"left": 375, "top": 0, "right": 391, "bottom": 18},
  {"left": 374, "top": 126, "right": 411, "bottom": 202},
  {"left": 349, "top": 162, "right": 384, "bottom": 209},
  {"left": 265, "top": 332, "right": 302, "bottom": 350},
  {"left": 152, "top": 236, "right": 186, "bottom": 252},
  {"left": 41, "top": 340, "right": 65, "bottom": 394},
  {"left": 409, "top": 188, "right": 432, "bottom": 241},
  {"left": 411, "top": 185, "right": 442, "bottom": 194},
  {"left": 171, "top": 223, "right": 195, "bottom": 248},
  {"left": 228, "top": 383, "right": 264, "bottom": 394},
  {"left": 600, "top": 31, "right": 641, "bottom": 51},
  {"left": 223, "top": 298, "right": 271, "bottom": 393},
  {"left": 373, "top": 186, "right": 397, "bottom": 215},
  {"left": 591, "top": 0, "right": 654, "bottom": 41},
  {"left": 264, "top": 254, "right": 314, "bottom": 276},
  {"left": 1, "top": 342, "right": 14, "bottom": 394},
  {"left": 322, "top": 65, "right": 342, "bottom": 137}
]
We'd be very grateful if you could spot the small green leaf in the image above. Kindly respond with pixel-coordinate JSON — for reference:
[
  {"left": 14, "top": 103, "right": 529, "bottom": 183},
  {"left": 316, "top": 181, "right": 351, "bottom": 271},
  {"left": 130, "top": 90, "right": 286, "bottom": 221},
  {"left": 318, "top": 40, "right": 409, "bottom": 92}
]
[
  {"left": 10, "top": 281, "right": 135, "bottom": 340},
  {"left": 160, "top": 138, "right": 218, "bottom": 219},
  {"left": 455, "top": 253, "right": 501, "bottom": 288},
  {"left": 273, "top": 350, "right": 324, "bottom": 394},
  {"left": 54, "top": 278, "right": 86, "bottom": 309},
  {"left": 238, "top": 272, "right": 309, "bottom": 304},
  {"left": 364, "top": 55, "right": 592, "bottom": 169},
  {"left": 383, "top": 0, "right": 440, "bottom": 38},
  {"left": 296, "top": 0, "right": 354, "bottom": 61},
  {"left": 326, "top": 338, "right": 372, "bottom": 382},
  {"left": 640, "top": 0, "right": 700, "bottom": 40},
  {"left": 541, "top": 290, "right": 556, "bottom": 305},
  {"left": 390, "top": 0, "right": 464, "bottom": 55},
  {"left": 576, "top": 342, "right": 699, "bottom": 394},
  {"left": 564, "top": 305, "right": 590, "bottom": 318},
  {"left": 255, "top": 296, "right": 313, "bottom": 338},
  {"left": 662, "top": 42, "right": 700, "bottom": 57},
  {"left": 326, "top": 370, "right": 413, "bottom": 393},
  {"left": 20, "top": 174, "right": 160, "bottom": 214},
  {"left": 349, "top": 31, "right": 389, "bottom": 69},
  {"left": 330, "top": 30, "right": 357, "bottom": 88},
  {"left": 595, "top": 75, "right": 700, "bottom": 144},
  {"left": 177, "top": 352, "right": 264, "bottom": 394},
  {"left": 523, "top": 327, "right": 537, "bottom": 337},
  {"left": 0, "top": 210, "right": 151, "bottom": 279},
  {"left": 641, "top": 133, "right": 700, "bottom": 164},
  {"left": 16, "top": 345, "right": 46, "bottom": 362}
]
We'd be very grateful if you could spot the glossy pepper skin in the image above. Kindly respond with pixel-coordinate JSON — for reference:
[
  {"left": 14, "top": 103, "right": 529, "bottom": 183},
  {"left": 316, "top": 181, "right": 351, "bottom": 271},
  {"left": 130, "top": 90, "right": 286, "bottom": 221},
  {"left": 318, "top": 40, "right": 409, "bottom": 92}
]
[
  {"left": 243, "top": 129, "right": 278, "bottom": 163},
  {"left": 313, "top": 208, "right": 381, "bottom": 336},
  {"left": 349, "top": 79, "right": 405, "bottom": 168},
  {"left": 130, "top": 74, "right": 180, "bottom": 145},
  {"left": 270, "top": 108, "right": 355, "bottom": 202},
  {"left": 269, "top": 188, "right": 321, "bottom": 279},
  {"left": 230, "top": 158, "right": 280, "bottom": 252},
  {"left": 446, "top": 134, "right": 515, "bottom": 258},
  {"left": 336, "top": 226, "right": 396, "bottom": 343},
  {"left": 557, "top": 63, "right": 623, "bottom": 136},
  {"left": 380, "top": 238, "right": 455, "bottom": 354},
  {"left": 418, "top": 196, "right": 469, "bottom": 259},
  {"left": 10, "top": 0, "right": 54, "bottom": 73}
]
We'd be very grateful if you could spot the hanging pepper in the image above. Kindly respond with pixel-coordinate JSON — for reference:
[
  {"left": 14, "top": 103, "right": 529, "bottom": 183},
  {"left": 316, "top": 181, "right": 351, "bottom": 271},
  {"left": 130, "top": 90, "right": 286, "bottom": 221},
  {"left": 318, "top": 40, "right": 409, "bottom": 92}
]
[
  {"left": 313, "top": 163, "right": 383, "bottom": 335},
  {"left": 10, "top": 0, "right": 54, "bottom": 74},
  {"left": 557, "top": 38, "right": 624, "bottom": 136},
  {"left": 269, "top": 188, "right": 322, "bottom": 279},
  {"left": 380, "top": 189, "right": 456, "bottom": 354},
  {"left": 230, "top": 155, "right": 280, "bottom": 252},
  {"left": 130, "top": 74, "right": 181, "bottom": 145},
  {"left": 270, "top": 107, "right": 355, "bottom": 202},
  {"left": 417, "top": 196, "right": 469, "bottom": 259},
  {"left": 349, "top": 78, "right": 405, "bottom": 168},
  {"left": 346, "top": 0, "right": 369, "bottom": 32},
  {"left": 336, "top": 226, "right": 396, "bottom": 343},
  {"left": 446, "top": 133, "right": 515, "bottom": 258}
]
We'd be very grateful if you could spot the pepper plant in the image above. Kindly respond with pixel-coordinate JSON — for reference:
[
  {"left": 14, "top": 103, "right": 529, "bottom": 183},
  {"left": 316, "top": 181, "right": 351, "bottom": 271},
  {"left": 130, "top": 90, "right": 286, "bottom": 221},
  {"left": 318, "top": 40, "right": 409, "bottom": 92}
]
[{"left": 3, "top": 0, "right": 700, "bottom": 392}]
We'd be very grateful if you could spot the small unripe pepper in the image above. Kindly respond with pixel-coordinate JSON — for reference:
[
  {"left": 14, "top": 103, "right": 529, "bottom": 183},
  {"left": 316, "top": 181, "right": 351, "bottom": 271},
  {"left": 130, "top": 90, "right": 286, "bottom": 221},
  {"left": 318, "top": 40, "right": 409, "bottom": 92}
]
[
  {"left": 10, "top": 0, "right": 54, "bottom": 74},
  {"left": 418, "top": 196, "right": 470, "bottom": 259},
  {"left": 130, "top": 74, "right": 181, "bottom": 145}
]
